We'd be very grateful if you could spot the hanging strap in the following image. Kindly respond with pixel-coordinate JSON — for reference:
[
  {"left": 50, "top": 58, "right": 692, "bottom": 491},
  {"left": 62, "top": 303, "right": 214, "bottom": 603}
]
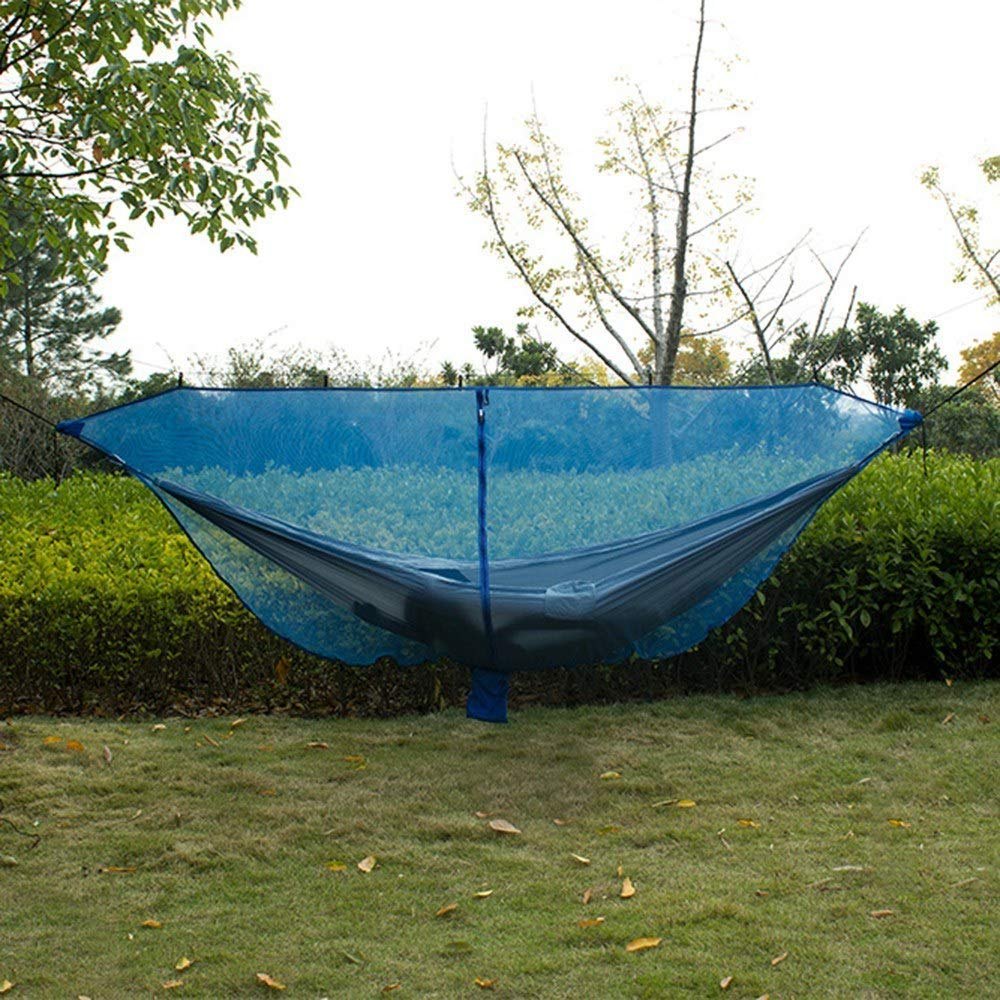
[
  {"left": 468, "top": 387, "right": 507, "bottom": 723},
  {"left": 0, "top": 389, "right": 59, "bottom": 429},
  {"left": 921, "top": 356, "right": 1000, "bottom": 418}
]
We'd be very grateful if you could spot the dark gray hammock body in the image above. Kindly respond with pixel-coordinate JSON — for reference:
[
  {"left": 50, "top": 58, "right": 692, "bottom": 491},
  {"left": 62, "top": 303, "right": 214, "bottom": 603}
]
[
  {"left": 155, "top": 465, "right": 851, "bottom": 669},
  {"left": 58, "top": 383, "right": 921, "bottom": 721}
]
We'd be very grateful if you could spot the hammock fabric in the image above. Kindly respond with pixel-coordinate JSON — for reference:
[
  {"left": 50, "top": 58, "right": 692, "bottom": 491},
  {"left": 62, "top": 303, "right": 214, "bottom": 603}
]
[{"left": 58, "top": 384, "right": 921, "bottom": 722}]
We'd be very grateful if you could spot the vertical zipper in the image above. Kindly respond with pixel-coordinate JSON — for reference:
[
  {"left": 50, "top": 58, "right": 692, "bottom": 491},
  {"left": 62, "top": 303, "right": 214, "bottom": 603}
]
[{"left": 474, "top": 388, "right": 496, "bottom": 668}]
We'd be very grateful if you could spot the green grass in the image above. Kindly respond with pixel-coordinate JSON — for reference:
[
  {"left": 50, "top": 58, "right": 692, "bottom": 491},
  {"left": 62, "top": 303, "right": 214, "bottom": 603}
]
[{"left": 1, "top": 683, "right": 996, "bottom": 998}]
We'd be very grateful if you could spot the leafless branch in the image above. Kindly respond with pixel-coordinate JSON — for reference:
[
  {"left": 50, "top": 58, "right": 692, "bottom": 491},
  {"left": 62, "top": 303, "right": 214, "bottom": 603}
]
[
  {"left": 726, "top": 259, "right": 775, "bottom": 382},
  {"left": 511, "top": 147, "right": 657, "bottom": 355},
  {"left": 931, "top": 180, "right": 1000, "bottom": 301}
]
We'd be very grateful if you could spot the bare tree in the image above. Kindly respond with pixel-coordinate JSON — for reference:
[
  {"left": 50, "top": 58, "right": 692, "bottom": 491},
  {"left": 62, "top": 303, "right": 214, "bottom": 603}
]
[
  {"left": 922, "top": 158, "right": 1000, "bottom": 307},
  {"left": 461, "top": 0, "right": 755, "bottom": 385},
  {"left": 722, "top": 233, "right": 865, "bottom": 383}
]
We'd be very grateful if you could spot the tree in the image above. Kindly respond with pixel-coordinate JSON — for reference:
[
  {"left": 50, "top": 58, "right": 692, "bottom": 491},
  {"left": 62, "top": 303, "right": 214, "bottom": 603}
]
[
  {"left": 462, "top": 0, "right": 760, "bottom": 386},
  {"left": 185, "top": 339, "right": 430, "bottom": 389},
  {"left": 957, "top": 330, "right": 1000, "bottom": 404},
  {"left": 777, "top": 303, "right": 946, "bottom": 406},
  {"left": 723, "top": 235, "right": 863, "bottom": 385},
  {"left": 0, "top": 202, "right": 126, "bottom": 393},
  {"left": 921, "top": 156, "right": 999, "bottom": 307},
  {"left": 0, "top": 0, "right": 293, "bottom": 292},
  {"left": 639, "top": 335, "right": 731, "bottom": 385},
  {"left": 472, "top": 323, "right": 562, "bottom": 382},
  {"left": 442, "top": 324, "right": 588, "bottom": 386}
]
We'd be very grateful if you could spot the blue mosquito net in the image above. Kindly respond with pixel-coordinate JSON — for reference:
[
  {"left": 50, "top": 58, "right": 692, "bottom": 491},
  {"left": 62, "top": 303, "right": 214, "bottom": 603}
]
[{"left": 58, "top": 384, "right": 921, "bottom": 722}]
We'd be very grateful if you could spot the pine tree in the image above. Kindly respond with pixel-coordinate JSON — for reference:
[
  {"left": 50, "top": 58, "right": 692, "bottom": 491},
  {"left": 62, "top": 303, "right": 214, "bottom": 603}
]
[{"left": 0, "top": 207, "right": 127, "bottom": 394}]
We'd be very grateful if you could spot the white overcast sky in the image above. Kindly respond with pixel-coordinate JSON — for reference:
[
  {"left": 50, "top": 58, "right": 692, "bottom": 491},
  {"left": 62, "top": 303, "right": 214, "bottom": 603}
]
[{"left": 99, "top": 0, "right": 998, "bottom": 381}]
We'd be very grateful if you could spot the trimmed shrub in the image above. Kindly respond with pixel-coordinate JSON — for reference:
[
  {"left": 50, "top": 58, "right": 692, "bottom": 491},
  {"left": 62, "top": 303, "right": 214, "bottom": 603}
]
[{"left": 0, "top": 451, "right": 996, "bottom": 714}]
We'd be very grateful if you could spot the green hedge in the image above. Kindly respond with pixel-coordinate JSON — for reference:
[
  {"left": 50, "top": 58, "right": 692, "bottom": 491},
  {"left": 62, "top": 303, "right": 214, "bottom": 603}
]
[{"left": 0, "top": 451, "right": 996, "bottom": 714}]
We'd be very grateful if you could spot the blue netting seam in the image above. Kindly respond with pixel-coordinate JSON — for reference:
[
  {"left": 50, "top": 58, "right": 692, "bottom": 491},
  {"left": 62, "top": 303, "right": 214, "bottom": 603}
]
[{"left": 475, "top": 387, "right": 497, "bottom": 668}]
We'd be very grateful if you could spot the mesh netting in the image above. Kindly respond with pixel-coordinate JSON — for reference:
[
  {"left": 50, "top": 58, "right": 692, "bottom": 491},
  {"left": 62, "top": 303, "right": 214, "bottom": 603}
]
[{"left": 59, "top": 384, "right": 917, "bottom": 682}]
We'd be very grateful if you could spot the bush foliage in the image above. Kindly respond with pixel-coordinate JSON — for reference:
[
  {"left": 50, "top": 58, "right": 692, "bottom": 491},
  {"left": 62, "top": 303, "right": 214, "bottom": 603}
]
[{"left": 0, "top": 451, "right": 996, "bottom": 714}]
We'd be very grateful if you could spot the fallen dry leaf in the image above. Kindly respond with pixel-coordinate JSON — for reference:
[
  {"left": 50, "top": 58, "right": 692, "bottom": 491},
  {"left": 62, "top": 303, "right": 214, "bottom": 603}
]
[
  {"left": 578, "top": 917, "right": 605, "bottom": 928},
  {"left": 771, "top": 951, "right": 788, "bottom": 966},
  {"left": 616, "top": 865, "right": 624, "bottom": 878},
  {"left": 553, "top": 818, "right": 569, "bottom": 826},
  {"left": 620, "top": 877, "right": 636, "bottom": 899},
  {"left": 98, "top": 866, "right": 136, "bottom": 874},
  {"left": 737, "top": 819, "right": 760, "bottom": 828},
  {"left": 651, "top": 798, "right": 677, "bottom": 808},
  {"left": 676, "top": 799, "right": 697, "bottom": 808},
  {"left": 141, "top": 919, "right": 162, "bottom": 929},
  {"left": 626, "top": 937, "right": 661, "bottom": 953},
  {"left": 436, "top": 903, "right": 458, "bottom": 917},
  {"left": 152, "top": 724, "right": 166, "bottom": 731},
  {"left": 103, "top": 745, "right": 113, "bottom": 766},
  {"left": 275, "top": 656, "right": 290, "bottom": 685},
  {"left": 162, "top": 981, "right": 183, "bottom": 990},
  {"left": 325, "top": 861, "right": 347, "bottom": 873},
  {"left": 0, "top": 982, "right": 12, "bottom": 994},
  {"left": 306, "top": 741, "right": 329, "bottom": 750},
  {"left": 203, "top": 735, "right": 221, "bottom": 748},
  {"left": 571, "top": 854, "right": 591, "bottom": 865},
  {"left": 472, "top": 890, "right": 493, "bottom": 899},
  {"left": 43, "top": 735, "right": 63, "bottom": 746},
  {"left": 807, "top": 876, "right": 835, "bottom": 890},
  {"left": 343, "top": 754, "right": 366, "bottom": 767},
  {"left": 870, "top": 909, "right": 894, "bottom": 918},
  {"left": 175, "top": 958, "right": 193, "bottom": 971},
  {"left": 888, "top": 819, "right": 911, "bottom": 828},
  {"left": 65, "top": 739, "right": 85, "bottom": 753},
  {"left": 720, "top": 975, "right": 734, "bottom": 989},
  {"left": 474, "top": 811, "right": 490, "bottom": 819},
  {"left": 474, "top": 978, "right": 498, "bottom": 989},
  {"left": 942, "top": 712, "right": 955, "bottom": 725},
  {"left": 230, "top": 718, "right": 247, "bottom": 729},
  {"left": 945, "top": 677, "right": 953, "bottom": 686},
  {"left": 256, "top": 972, "right": 286, "bottom": 990},
  {"left": 582, "top": 888, "right": 593, "bottom": 905},
  {"left": 488, "top": 818, "right": 521, "bottom": 836},
  {"left": 357, "top": 855, "right": 376, "bottom": 873},
  {"left": 381, "top": 985, "right": 401, "bottom": 993},
  {"left": 600, "top": 771, "right": 621, "bottom": 780},
  {"left": 754, "top": 889, "right": 769, "bottom": 897},
  {"left": 258, "top": 789, "right": 276, "bottom": 797}
]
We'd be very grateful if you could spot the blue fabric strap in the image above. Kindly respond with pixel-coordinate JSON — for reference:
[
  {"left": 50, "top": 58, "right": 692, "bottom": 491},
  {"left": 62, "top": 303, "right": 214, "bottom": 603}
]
[
  {"left": 467, "top": 668, "right": 509, "bottom": 723},
  {"left": 470, "top": 388, "right": 505, "bottom": 722},
  {"left": 475, "top": 389, "right": 497, "bottom": 663}
]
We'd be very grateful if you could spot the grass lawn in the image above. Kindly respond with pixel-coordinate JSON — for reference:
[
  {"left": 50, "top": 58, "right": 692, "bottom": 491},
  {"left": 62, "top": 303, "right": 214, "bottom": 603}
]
[{"left": 0, "top": 682, "right": 996, "bottom": 998}]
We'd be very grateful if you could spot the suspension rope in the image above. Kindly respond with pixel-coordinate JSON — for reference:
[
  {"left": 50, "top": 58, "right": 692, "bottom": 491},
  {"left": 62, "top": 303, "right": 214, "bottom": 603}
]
[
  {"left": 921, "top": 356, "right": 1000, "bottom": 418},
  {"left": 0, "top": 389, "right": 59, "bottom": 429}
]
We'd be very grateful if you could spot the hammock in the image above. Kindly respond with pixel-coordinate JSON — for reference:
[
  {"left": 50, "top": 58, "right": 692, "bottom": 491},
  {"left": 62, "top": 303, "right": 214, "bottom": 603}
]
[{"left": 57, "top": 383, "right": 921, "bottom": 721}]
